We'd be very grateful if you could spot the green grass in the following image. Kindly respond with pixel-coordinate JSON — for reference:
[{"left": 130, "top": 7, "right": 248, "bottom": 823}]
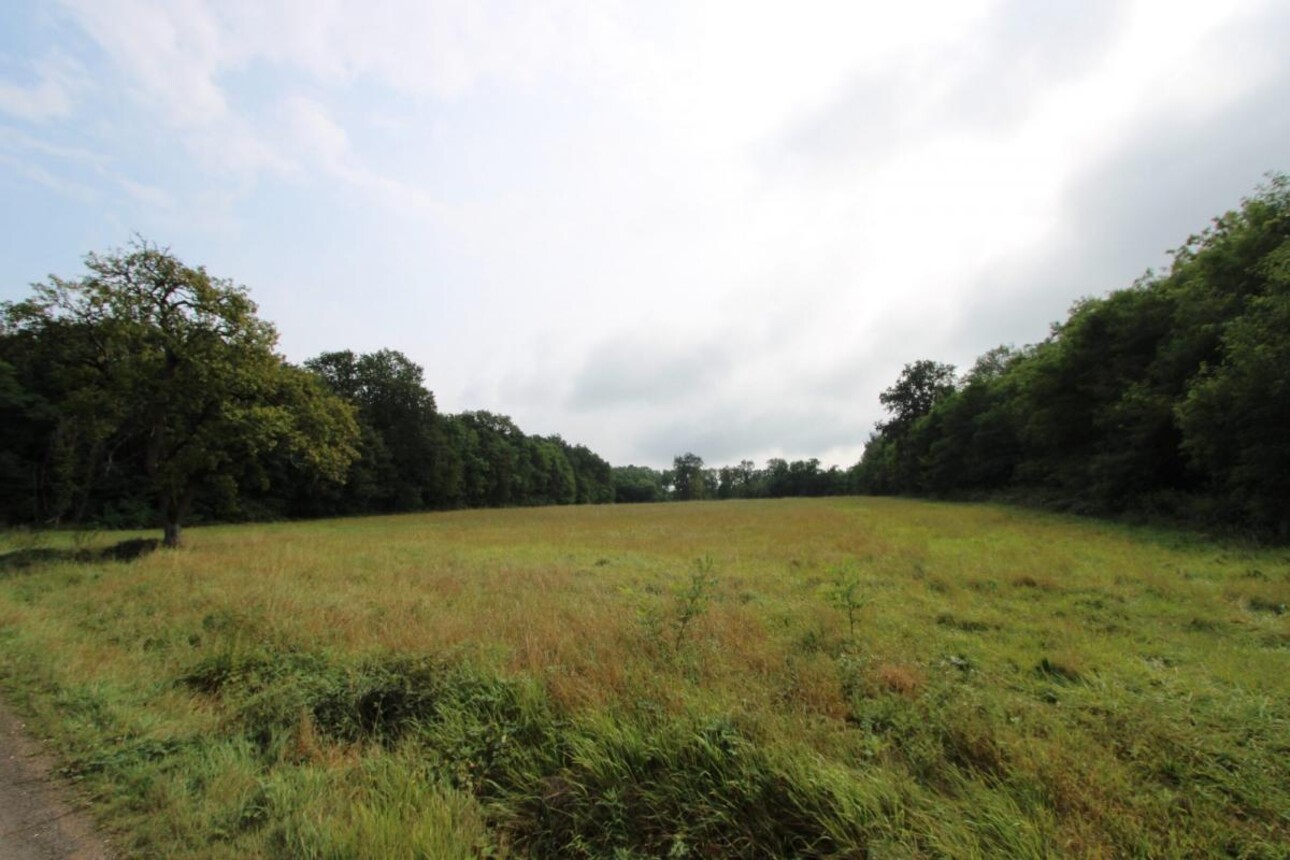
[{"left": 1, "top": 498, "right": 1288, "bottom": 857}]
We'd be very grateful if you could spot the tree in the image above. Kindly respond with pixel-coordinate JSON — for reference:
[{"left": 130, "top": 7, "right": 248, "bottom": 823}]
[
  {"left": 864, "top": 360, "right": 959, "bottom": 492},
  {"left": 1178, "top": 279, "right": 1290, "bottom": 533},
  {"left": 671, "top": 452, "right": 708, "bottom": 500},
  {"left": 306, "top": 349, "right": 442, "bottom": 512},
  {"left": 0, "top": 352, "right": 52, "bottom": 523},
  {"left": 555, "top": 438, "right": 614, "bottom": 504},
  {"left": 443, "top": 411, "right": 536, "bottom": 507},
  {"left": 877, "top": 360, "right": 957, "bottom": 436},
  {"left": 1, "top": 240, "right": 359, "bottom": 546},
  {"left": 612, "top": 465, "right": 666, "bottom": 503}
]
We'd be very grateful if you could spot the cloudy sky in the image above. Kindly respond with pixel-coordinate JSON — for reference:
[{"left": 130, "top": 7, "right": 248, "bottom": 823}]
[{"left": 2, "top": 1, "right": 1288, "bottom": 469}]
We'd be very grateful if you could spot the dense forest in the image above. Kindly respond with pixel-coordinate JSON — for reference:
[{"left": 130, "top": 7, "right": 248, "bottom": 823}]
[
  {"left": 3, "top": 175, "right": 1287, "bottom": 541},
  {"left": 853, "top": 174, "right": 1289, "bottom": 536},
  {"left": 285, "top": 347, "right": 616, "bottom": 517}
]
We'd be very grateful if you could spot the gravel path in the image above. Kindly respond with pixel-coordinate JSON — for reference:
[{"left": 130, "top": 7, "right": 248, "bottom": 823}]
[{"left": 0, "top": 702, "right": 113, "bottom": 860}]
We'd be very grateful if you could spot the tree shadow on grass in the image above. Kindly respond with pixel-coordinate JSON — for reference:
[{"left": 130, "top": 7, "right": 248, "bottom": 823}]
[{"left": 0, "top": 538, "right": 160, "bottom": 575}]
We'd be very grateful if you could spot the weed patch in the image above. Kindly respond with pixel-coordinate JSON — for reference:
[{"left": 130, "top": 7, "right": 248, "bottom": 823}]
[
  {"left": 826, "top": 564, "right": 869, "bottom": 648},
  {"left": 179, "top": 650, "right": 892, "bottom": 856},
  {"left": 505, "top": 716, "right": 877, "bottom": 858}
]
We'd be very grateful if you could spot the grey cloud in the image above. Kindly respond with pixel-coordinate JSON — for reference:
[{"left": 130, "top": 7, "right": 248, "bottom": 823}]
[
  {"left": 935, "top": 0, "right": 1125, "bottom": 132},
  {"left": 636, "top": 403, "right": 864, "bottom": 468},
  {"left": 781, "top": 70, "right": 914, "bottom": 167},
  {"left": 781, "top": 0, "right": 1124, "bottom": 168},
  {"left": 568, "top": 333, "right": 735, "bottom": 410},
  {"left": 981, "top": 0, "right": 1125, "bottom": 77},
  {"left": 948, "top": 46, "right": 1290, "bottom": 360}
]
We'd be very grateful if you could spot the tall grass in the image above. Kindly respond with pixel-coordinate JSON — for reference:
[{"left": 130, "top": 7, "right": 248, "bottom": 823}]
[{"left": 1, "top": 498, "right": 1287, "bottom": 856}]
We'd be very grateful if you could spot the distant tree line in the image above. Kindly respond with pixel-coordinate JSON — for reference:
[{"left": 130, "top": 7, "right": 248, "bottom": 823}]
[
  {"left": 612, "top": 452, "right": 852, "bottom": 503},
  {"left": 853, "top": 174, "right": 1290, "bottom": 536}
]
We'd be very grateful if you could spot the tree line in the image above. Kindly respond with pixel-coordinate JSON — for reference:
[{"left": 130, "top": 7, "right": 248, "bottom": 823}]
[
  {"left": 612, "top": 453, "right": 853, "bottom": 503},
  {"left": 0, "top": 237, "right": 843, "bottom": 546},
  {"left": 287, "top": 349, "right": 614, "bottom": 517},
  {"left": 0, "top": 241, "right": 612, "bottom": 544},
  {"left": 4, "top": 175, "right": 1285, "bottom": 543},
  {"left": 853, "top": 174, "right": 1290, "bottom": 536}
]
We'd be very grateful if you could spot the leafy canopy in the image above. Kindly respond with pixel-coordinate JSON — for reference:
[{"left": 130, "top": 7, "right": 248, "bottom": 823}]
[{"left": 1, "top": 239, "right": 358, "bottom": 544}]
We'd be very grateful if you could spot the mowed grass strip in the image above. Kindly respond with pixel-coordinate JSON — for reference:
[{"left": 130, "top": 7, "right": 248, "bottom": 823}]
[{"left": 1, "top": 498, "right": 1288, "bottom": 857}]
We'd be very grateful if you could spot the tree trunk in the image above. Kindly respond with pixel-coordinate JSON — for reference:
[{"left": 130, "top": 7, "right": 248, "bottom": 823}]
[
  {"left": 160, "top": 486, "right": 193, "bottom": 549},
  {"left": 163, "top": 517, "right": 182, "bottom": 548}
]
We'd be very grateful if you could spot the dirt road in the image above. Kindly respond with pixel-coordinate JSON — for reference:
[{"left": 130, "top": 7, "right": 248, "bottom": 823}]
[{"left": 0, "top": 702, "right": 113, "bottom": 860}]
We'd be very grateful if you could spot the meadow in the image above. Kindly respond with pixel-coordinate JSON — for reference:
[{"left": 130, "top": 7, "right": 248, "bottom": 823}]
[{"left": 0, "top": 498, "right": 1287, "bottom": 858}]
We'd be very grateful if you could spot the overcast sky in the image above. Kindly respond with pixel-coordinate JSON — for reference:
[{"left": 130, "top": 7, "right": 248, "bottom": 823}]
[{"left": 2, "top": 1, "right": 1288, "bottom": 469}]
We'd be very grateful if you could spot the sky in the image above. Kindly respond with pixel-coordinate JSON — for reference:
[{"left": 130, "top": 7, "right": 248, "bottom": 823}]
[{"left": 2, "top": 1, "right": 1288, "bottom": 470}]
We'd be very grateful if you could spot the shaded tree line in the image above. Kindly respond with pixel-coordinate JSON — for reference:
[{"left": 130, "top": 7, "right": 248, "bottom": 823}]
[
  {"left": 279, "top": 349, "right": 614, "bottom": 518},
  {"left": 854, "top": 174, "right": 1290, "bottom": 536}
]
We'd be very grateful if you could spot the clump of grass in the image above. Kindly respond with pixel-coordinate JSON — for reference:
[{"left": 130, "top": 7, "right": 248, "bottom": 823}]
[
  {"left": 935, "top": 612, "right": 996, "bottom": 633},
  {"left": 1246, "top": 596, "right": 1287, "bottom": 615},
  {"left": 504, "top": 714, "right": 880, "bottom": 858},
  {"left": 874, "top": 662, "right": 925, "bottom": 698},
  {"left": 842, "top": 680, "right": 1010, "bottom": 788},
  {"left": 1034, "top": 656, "right": 1082, "bottom": 683},
  {"left": 180, "top": 643, "right": 302, "bottom": 695},
  {"left": 178, "top": 648, "right": 890, "bottom": 857}
]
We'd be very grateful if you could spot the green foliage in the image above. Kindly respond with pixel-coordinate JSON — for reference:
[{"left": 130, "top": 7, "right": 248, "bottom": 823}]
[
  {"left": 304, "top": 349, "right": 443, "bottom": 513},
  {"left": 672, "top": 555, "right": 718, "bottom": 652},
  {"left": 634, "top": 556, "right": 720, "bottom": 658},
  {"left": 670, "top": 452, "right": 708, "bottom": 501},
  {"left": 429, "top": 412, "right": 611, "bottom": 510},
  {"left": 1176, "top": 249, "right": 1290, "bottom": 534},
  {"left": 0, "top": 240, "right": 359, "bottom": 543},
  {"left": 826, "top": 564, "right": 868, "bottom": 647},
  {"left": 508, "top": 714, "right": 879, "bottom": 859},
  {"left": 878, "top": 359, "right": 957, "bottom": 437},
  {"left": 612, "top": 464, "right": 667, "bottom": 503}
]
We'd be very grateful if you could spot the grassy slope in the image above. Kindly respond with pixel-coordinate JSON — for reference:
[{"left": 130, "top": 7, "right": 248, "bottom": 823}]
[{"left": 0, "top": 498, "right": 1287, "bottom": 858}]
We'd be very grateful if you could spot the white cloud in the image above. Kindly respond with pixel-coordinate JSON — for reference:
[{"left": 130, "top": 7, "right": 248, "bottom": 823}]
[
  {"left": 276, "top": 95, "right": 447, "bottom": 216},
  {"left": 59, "top": 0, "right": 229, "bottom": 126},
  {"left": 0, "top": 125, "right": 105, "bottom": 164},
  {"left": 115, "top": 175, "right": 174, "bottom": 209},
  {"left": 0, "top": 152, "right": 98, "bottom": 201},
  {"left": 0, "top": 53, "right": 82, "bottom": 121}
]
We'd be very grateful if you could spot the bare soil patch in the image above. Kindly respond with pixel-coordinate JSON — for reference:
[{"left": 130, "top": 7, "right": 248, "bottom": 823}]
[{"left": 0, "top": 701, "right": 113, "bottom": 860}]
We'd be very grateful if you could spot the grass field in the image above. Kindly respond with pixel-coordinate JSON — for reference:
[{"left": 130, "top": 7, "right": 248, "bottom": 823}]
[{"left": 1, "top": 498, "right": 1288, "bottom": 858}]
